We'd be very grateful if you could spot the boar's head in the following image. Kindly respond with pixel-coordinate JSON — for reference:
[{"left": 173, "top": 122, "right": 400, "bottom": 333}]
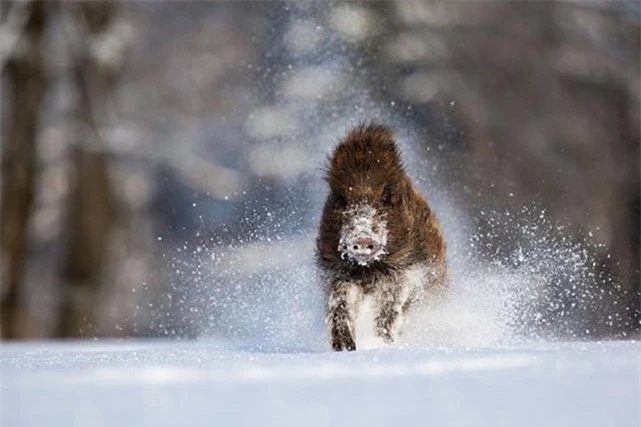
[{"left": 318, "top": 124, "right": 415, "bottom": 270}]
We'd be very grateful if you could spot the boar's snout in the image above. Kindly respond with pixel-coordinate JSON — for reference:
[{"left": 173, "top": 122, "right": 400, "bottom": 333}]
[
  {"left": 338, "top": 203, "right": 388, "bottom": 266},
  {"left": 349, "top": 237, "right": 382, "bottom": 257}
]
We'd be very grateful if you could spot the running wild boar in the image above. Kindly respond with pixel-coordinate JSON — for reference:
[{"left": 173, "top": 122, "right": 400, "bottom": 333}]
[{"left": 317, "top": 124, "right": 448, "bottom": 351}]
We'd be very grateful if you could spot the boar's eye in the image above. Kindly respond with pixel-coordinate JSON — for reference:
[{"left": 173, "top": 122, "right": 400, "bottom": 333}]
[{"left": 382, "top": 186, "right": 398, "bottom": 205}]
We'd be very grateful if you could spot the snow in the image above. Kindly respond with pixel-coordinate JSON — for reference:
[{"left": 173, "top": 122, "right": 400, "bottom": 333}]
[{"left": 2, "top": 340, "right": 639, "bottom": 427}]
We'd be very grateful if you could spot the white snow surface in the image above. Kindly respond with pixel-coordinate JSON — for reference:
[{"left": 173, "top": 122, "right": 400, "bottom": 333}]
[{"left": 2, "top": 340, "right": 640, "bottom": 427}]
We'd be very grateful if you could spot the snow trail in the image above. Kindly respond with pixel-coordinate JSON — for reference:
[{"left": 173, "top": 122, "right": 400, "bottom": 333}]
[{"left": 161, "top": 189, "right": 616, "bottom": 352}]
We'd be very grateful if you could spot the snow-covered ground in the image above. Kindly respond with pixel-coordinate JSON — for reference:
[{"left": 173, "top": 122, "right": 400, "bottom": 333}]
[{"left": 2, "top": 340, "right": 639, "bottom": 427}]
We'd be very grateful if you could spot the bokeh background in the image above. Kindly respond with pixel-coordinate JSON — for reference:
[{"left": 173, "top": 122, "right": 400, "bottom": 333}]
[{"left": 1, "top": 1, "right": 639, "bottom": 342}]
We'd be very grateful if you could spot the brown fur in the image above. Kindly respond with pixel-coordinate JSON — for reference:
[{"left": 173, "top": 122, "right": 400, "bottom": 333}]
[{"left": 317, "top": 123, "right": 448, "bottom": 351}]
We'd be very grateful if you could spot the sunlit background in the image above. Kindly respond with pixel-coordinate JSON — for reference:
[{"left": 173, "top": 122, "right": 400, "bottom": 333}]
[{"left": 1, "top": 1, "right": 639, "bottom": 345}]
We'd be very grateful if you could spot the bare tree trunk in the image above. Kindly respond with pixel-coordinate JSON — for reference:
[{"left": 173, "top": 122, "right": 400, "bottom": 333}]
[
  {"left": 1, "top": 1, "right": 47, "bottom": 339},
  {"left": 58, "top": 149, "right": 116, "bottom": 337},
  {"left": 57, "top": 1, "right": 120, "bottom": 337}
]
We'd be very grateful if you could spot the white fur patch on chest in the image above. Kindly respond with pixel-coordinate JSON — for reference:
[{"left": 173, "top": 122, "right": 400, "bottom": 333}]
[
  {"left": 352, "top": 263, "right": 430, "bottom": 349},
  {"left": 353, "top": 292, "right": 383, "bottom": 349},
  {"left": 402, "top": 263, "right": 431, "bottom": 302}
]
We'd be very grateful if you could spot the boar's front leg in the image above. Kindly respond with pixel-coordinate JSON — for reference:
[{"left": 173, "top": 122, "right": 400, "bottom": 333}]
[
  {"left": 327, "top": 280, "right": 360, "bottom": 351},
  {"left": 374, "top": 282, "right": 408, "bottom": 344}
]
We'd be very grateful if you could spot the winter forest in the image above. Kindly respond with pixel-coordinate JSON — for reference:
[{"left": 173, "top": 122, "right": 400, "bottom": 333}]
[{"left": 1, "top": 1, "right": 640, "bottom": 426}]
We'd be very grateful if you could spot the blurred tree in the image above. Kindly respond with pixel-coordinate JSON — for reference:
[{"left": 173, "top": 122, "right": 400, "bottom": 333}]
[
  {"left": 1, "top": 1, "right": 48, "bottom": 338},
  {"left": 1, "top": 1, "right": 140, "bottom": 339},
  {"left": 56, "top": 1, "right": 122, "bottom": 337}
]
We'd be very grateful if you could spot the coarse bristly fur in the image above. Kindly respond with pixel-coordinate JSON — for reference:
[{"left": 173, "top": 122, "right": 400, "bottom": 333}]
[{"left": 316, "top": 123, "right": 448, "bottom": 351}]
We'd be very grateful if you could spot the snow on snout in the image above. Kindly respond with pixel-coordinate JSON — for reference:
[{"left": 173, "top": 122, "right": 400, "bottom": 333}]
[{"left": 338, "top": 203, "right": 388, "bottom": 266}]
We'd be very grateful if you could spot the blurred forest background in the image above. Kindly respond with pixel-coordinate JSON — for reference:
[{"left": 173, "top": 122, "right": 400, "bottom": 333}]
[{"left": 1, "top": 1, "right": 639, "bottom": 340}]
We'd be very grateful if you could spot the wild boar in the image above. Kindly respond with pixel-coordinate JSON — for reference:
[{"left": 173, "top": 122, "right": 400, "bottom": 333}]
[{"left": 317, "top": 123, "right": 448, "bottom": 351}]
